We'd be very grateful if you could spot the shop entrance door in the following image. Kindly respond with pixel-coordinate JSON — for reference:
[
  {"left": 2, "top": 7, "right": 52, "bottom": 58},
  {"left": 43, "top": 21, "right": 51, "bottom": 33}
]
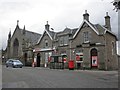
[
  {"left": 91, "top": 48, "right": 98, "bottom": 69},
  {"left": 37, "top": 53, "right": 40, "bottom": 67}
]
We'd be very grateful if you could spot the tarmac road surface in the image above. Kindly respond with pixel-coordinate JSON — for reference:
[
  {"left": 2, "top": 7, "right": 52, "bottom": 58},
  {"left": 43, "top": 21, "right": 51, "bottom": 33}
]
[{"left": 2, "top": 65, "right": 118, "bottom": 88}]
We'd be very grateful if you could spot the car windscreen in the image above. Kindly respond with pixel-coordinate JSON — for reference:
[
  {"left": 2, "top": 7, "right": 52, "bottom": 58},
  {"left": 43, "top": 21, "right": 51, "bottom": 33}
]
[{"left": 13, "top": 60, "right": 22, "bottom": 64}]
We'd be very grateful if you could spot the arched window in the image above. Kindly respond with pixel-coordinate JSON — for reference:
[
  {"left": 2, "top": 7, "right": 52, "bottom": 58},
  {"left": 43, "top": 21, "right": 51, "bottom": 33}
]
[
  {"left": 91, "top": 48, "right": 97, "bottom": 56},
  {"left": 13, "top": 38, "right": 19, "bottom": 57}
]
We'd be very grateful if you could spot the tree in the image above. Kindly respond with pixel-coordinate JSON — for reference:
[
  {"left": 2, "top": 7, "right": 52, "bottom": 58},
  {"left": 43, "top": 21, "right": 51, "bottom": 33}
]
[{"left": 112, "top": 0, "right": 120, "bottom": 12}]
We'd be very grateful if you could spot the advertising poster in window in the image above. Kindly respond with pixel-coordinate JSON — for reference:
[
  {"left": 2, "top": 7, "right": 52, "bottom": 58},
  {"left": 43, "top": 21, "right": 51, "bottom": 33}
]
[
  {"left": 76, "top": 53, "right": 83, "bottom": 63},
  {"left": 76, "top": 55, "right": 80, "bottom": 61},
  {"left": 92, "top": 56, "right": 98, "bottom": 66}
]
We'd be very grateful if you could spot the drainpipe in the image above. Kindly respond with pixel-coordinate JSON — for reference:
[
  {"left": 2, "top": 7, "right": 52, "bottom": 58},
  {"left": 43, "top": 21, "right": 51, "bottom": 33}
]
[
  {"left": 70, "top": 40, "right": 73, "bottom": 60},
  {"left": 70, "top": 40, "right": 71, "bottom": 60},
  {"left": 104, "top": 35, "right": 108, "bottom": 70}
]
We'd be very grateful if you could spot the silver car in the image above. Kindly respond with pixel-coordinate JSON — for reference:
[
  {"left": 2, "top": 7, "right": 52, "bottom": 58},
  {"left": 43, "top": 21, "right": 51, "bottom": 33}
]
[{"left": 6, "top": 59, "right": 23, "bottom": 68}]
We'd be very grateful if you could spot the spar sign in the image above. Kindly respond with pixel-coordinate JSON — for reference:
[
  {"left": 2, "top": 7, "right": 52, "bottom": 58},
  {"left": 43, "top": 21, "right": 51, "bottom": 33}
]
[{"left": 92, "top": 56, "right": 98, "bottom": 66}]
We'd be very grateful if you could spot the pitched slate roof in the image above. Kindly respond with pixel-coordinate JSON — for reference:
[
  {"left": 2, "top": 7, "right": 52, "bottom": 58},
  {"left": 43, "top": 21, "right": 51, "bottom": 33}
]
[
  {"left": 37, "top": 29, "right": 56, "bottom": 44},
  {"left": 71, "top": 28, "right": 78, "bottom": 36},
  {"left": 93, "top": 24, "right": 117, "bottom": 38},
  {"left": 53, "top": 27, "right": 78, "bottom": 41},
  {"left": 73, "top": 20, "right": 117, "bottom": 39},
  {"left": 24, "top": 30, "right": 41, "bottom": 45},
  {"left": 56, "top": 27, "right": 78, "bottom": 36},
  {"left": 12, "top": 24, "right": 41, "bottom": 46},
  {"left": 92, "top": 24, "right": 105, "bottom": 35},
  {"left": 47, "top": 30, "right": 56, "bottom": 39},
  {"left": 56, "top": 28, "right": 71, "bottom": 36}
]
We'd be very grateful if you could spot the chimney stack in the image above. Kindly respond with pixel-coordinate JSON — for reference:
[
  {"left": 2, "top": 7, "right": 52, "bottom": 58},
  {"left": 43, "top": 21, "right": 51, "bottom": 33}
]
[
  {"left": 45, "top": 21, "right": 50, "bottom": 31},
  {"left": 104, "top": 12, "right": 111, "bottom": 31},
  {"left": 83, "top": 10, "right": 89, "bottom": 21}
]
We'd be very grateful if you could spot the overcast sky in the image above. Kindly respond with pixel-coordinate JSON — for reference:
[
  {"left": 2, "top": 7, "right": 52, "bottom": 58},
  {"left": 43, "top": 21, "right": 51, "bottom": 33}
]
[{"left": 0, "top": 0, "right": 118, "bottom": 52}]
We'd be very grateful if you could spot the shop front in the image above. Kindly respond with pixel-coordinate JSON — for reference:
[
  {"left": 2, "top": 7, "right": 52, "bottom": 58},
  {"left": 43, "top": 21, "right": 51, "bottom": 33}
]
[
  {"left": 76, "top": 52, "right": 83, "bottom": 69},
  {"left": 33, "top": 48, "right": 53, "bottom": 67}
]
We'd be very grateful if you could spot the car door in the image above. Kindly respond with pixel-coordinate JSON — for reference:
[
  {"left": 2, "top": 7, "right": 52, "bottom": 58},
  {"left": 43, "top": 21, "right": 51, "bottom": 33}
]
[{"left": 9, "top": 60, "right": 13, "bottom": 67}]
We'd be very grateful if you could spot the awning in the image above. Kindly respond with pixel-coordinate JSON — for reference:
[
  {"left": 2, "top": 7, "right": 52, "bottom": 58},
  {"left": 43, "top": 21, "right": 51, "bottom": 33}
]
[
  {"left": 33, "top": 48, "right": 41, "bottom": 52},
  {"left": 40, "top": 48, "right": 53, "bottom": 52},
  {"left": 33, "top": 48, "right": 53, "bottom": 52}
]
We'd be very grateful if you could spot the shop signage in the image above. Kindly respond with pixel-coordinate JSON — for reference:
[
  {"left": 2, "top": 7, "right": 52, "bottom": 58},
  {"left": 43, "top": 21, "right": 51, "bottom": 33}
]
[{"left": 92, "top": 56, "right": 98, "bottom": 66}]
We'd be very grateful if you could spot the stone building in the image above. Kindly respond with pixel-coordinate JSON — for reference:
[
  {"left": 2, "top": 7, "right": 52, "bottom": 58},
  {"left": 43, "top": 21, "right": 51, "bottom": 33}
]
[
  {"left": 6, "top": 20, "right": 41, "bottom": 66},
  {"left": 5, "top": 10, "right": 118, "bottom": 70},
  {"left": 70, "top": 11, "right": 118, "bottom": 70},
  {"left": 33, "top": 21, "right": 55, "bottom": 67},
  {"left": 34, "top": 11, "right": 118, "bottom": 70}
]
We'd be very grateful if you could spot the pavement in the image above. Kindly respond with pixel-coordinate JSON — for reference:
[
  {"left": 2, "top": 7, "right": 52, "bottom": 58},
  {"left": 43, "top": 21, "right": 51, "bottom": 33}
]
[{"left": 35, "top": 66, "right": 118, "bottom": 74}]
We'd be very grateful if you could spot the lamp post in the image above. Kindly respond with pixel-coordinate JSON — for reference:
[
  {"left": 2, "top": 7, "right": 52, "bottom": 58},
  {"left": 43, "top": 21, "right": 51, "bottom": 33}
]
[
  {"left": 69, "top": 39, "right": 75, "bottom": 70},
  {"left": 70, "top": 40, "right": 72, "bottom": 60},
  {"left": 51, "top": 28, "right": 54, "bottom": 55}
]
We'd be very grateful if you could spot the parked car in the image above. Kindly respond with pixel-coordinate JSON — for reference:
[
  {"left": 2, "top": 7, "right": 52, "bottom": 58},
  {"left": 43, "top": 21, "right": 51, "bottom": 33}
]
[{"left": 6, "top": 59, "right": 23, "bottom": 68}]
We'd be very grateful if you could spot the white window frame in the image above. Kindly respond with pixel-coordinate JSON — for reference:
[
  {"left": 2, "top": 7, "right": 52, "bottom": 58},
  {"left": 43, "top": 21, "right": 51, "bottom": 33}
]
[
  {"left": 83, "top": 32, "right": 89, "bottom": 43},
  {"left": 59, "top": 37, "right": 64, "bottom": 46}
]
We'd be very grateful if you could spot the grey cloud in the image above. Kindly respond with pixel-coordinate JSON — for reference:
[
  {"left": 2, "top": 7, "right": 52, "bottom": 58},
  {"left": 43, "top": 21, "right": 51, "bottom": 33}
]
[
  {"left": 0, "top": 1, "right": 31, "bottom": 14},
  {"left": 0, "top": 0, "right": 119, "bottom": 50}
]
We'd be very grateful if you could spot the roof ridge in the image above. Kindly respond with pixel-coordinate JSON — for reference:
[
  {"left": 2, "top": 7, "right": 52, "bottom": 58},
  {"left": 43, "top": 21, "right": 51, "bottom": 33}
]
[{"left": 23, "top": 29, "right": 41, "bottom": 35}]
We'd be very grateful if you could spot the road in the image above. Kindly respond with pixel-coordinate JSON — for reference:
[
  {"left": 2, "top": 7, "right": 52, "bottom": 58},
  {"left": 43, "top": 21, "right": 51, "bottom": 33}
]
[{"left": 2, "top": 65, "right": 118, "bottom": 88}]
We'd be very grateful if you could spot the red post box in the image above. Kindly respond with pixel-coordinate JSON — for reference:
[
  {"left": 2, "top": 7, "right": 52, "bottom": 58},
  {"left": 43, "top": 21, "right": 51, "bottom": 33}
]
[{"left": 69, "top": 60, "right": 74, "bottom": 70}]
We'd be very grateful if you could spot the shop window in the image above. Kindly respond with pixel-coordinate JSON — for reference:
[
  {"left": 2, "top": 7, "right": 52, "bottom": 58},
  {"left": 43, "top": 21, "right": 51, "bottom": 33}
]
[
  {"left": 76, "top": 53, "right": 83, "bottom": 61},
  {"left": 62, "top": 54, "right": 67, "bottom": 62},
  {"left": 80, "top": 58, "right": 83, "bottom": 61}
]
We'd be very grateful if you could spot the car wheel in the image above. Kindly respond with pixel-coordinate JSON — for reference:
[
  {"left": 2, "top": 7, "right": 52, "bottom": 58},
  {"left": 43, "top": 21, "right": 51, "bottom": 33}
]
[{"left": 6, "top": 65, "right": 8, "bottom": 68}]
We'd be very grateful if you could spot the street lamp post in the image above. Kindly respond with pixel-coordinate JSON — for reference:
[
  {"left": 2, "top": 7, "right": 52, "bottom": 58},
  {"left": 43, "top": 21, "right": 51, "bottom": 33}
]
[{"left": 70, "top": 40, "right": 72, "bottom": 60}]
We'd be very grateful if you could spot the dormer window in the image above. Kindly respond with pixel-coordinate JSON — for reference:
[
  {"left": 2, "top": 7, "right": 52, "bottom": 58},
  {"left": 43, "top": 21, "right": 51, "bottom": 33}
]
[{"left": 83, "top": 32, "right": 89, "bottom": 43}]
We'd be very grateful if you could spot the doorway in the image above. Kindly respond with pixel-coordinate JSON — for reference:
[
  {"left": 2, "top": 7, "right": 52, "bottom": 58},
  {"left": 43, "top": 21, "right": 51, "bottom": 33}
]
[
  {"left": 91, "top": 48, "right": 98, "bottom": 69},
  {"left": 24, "top": 53, "right": 27, "bottom": 66},
  {"left": 37, "top": 53, "right": 41, "bottom": 67}
]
